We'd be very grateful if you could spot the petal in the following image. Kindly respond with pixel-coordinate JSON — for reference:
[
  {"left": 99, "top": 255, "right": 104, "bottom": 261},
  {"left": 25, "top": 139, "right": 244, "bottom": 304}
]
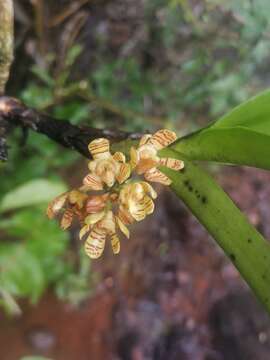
[
  {"left": 129, "top": 195, "right": 155, "bottom": 222},
  {"left": 102, "top": 170, "right": 116, "bottom": 188},
  {"left": 88, "top": 160, "right": 97, "bottom": 172},
  {"left": 83, "top": 173, "right": 103, "bottom": 190},
  {"left": 140, "top": 181, "right": 157, "bottom": 199},
  {"left": 118, "top": 206, "right": 134, "bottom": 225},
  {"left": 148, "top": 129, "right": 177, "bottom": 150},
  {"left": 111, "top": 233, "right": 120, "bottom": 255},
  {"left": 113, "top": 152, "right": 126, "bottom": 163},
  {"left": 84, "top": 227, "right": 106, "bottom": 259},
  {"left": 60, "top": 209, "right": 74, "bottom": 230},
  {"left": 79, "top": 224, "right": 91, "bottom": 240},
  {"left": 85, "top": 211, "right": 105, "bottom": 225},
  {"left": 117, "top": 163, "right": 131, "bottom": 184},
  {"left": 116, "top": 216, "right": 130, "bottom": 238},
  {"left": 46, "top": 192, "right": 68, "bottom": 219},
  {"left": 139, "top": 134, "right": 152, "bottom": 146},
  {"left": 98, "top": 211, "right": 116, "bottom": 234},
  {"left": 130, "top": 147, "right": 139, "bottom": 169},
  {"left": 144, "top": 168, "right": 171, "bottom": 185},
  {"left": 159, "top": 157, "right": 184, "bottom": 171},
  {"left": 88, "top": 138, "right": 110, "bottom": 159},
  {"left": 136, "top": 158, "right": 157, "bottom": 175},
  {"left": 68, "top": 190, "right": 87, "bottom": 209},
  {"left": 86, "top": 195, "right": 106, "bottom": 214}
]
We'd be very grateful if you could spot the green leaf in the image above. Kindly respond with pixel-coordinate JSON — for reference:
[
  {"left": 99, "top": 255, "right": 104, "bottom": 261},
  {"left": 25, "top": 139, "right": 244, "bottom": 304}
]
[
  {"left": 0, "top": 179, "right": 67, "bottom": 213},
  {"left": 160, "top": 148, "right": 270, "bottom": 314},
  {"left": 172, "top": 89, "right": 270, "bottom": 169},
  {"left": 0, "top": 245, "right": 45, "bottom": 303}
]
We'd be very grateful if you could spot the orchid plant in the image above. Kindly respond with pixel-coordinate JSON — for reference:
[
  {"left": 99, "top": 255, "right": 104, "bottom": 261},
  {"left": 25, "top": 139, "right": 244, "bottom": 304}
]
[{"left": 48, "top": 89, "right": 270, "bottom": 316}]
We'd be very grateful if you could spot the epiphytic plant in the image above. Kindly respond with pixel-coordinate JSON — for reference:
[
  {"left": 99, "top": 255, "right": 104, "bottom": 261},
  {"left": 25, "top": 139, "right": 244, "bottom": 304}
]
[{"left": 46, "top": 89, "right": 270, "bottom": 315}]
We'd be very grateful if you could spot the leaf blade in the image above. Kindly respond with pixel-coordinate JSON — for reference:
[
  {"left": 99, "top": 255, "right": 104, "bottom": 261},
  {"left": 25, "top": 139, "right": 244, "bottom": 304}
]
[
  {"left": 0, "top": 179, "right": 67, "bottom": 213},
  {"left": 172, "top": 127, "right": 270, "bottom": 169},
  {"left": 171, "top": 89, "right": 270, "bottom": 169}
]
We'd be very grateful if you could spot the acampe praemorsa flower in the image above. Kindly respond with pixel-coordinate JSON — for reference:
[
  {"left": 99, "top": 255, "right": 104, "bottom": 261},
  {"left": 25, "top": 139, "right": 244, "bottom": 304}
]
[{"left": 47, "top": 129, "right": 184, "bottom": 259}]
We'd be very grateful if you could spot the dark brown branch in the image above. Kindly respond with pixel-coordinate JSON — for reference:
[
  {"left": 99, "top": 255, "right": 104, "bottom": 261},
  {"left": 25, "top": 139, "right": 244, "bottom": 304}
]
[{"left": 0, "top": 96, "right": 142, "bottom": 160}]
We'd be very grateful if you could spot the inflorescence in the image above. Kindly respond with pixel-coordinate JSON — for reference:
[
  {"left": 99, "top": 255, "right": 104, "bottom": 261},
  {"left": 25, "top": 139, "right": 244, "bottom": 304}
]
[{"left": 47, "top": 129, "right": 184, "bottom": 259}]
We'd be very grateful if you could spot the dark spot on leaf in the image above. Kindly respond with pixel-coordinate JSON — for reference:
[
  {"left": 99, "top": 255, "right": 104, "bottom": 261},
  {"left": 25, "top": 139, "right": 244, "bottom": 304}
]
[
  {"left": 230, "top": 253, "right": 236, "bottom": 262},
  {"left": 201, "top": 196, "right": 207, "bottom": 204},
  {"left": 247, "top": 238, "right": 252, "bottom": 244}
]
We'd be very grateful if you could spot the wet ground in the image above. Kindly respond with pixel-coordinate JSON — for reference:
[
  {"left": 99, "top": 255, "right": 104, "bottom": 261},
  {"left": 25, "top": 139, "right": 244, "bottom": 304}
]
[{"left": 1, "top": 166, "right": 270, "bottom": 360}]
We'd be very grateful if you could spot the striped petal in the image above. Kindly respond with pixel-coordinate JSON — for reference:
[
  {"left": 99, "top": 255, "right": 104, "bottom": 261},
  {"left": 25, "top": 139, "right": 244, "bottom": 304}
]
[
  {"left": 84, "top": 227, "right": 106, "bottom": 259},
  {"left": 79, "top": 224, "right": 91, "bottom": 240},
  {"left": 83, "top": 173, "right": 103, "bottom": 190},
  {"left": 118, "top": 206, "right": 134, "bottom": 225},
  {"left": 140, "top": 181, "right": 157, "bottom": 199},
  {"left": 148, "top": 129, "right": 177, "bottom": 150},
  {"left": 144, "top": 168, "right": 171, "bottom": 185},
  {"left": 117, "top": 163, "right": 131, "bottom": 184},
  {"left": 60, "top": 209, "right": 74, "bottom": 230},
  {"left": 130, "top": 146, "right": 139, "bottom": 169},
  {"left": 113, "top": 151, "right": 126, "bottom": 163},
  {"left": 85, "top": 211, "right": 105, "bottom": 225},
  {"left": 88, "top": 138, "right": 110, "bottom": 159},
  {"left": 116, "top": 216, "right": 130, "bottom": 238},
  {"left": 129, "top": 195, "right": 155, "bottom": 221},
  {"left": 111, "top": 233, "right": 120, "bottom": 254},
  {"left": 139, "top": 134, "right": 152, "bottom": 146},
  {"left": 46, "top": 193, "right": 68, "bottom": 219},
  {"left": 86, "top": 195, "right": 107, "bottom": 214},
  {"left": 159, "top": 157, "right": 184, "bottom": 171}
]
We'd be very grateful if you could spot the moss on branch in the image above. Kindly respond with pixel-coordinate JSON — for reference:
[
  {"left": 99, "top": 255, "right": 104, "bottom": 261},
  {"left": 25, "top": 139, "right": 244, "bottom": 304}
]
[{"left": 0, "top": 0, "right": 14, "bottom": 94}]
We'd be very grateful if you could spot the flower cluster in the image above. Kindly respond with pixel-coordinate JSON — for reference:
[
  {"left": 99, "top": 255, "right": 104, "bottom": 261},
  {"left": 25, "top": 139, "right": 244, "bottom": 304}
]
[{"left": 47, "top": 129, "right": 184, "bottom": 259}]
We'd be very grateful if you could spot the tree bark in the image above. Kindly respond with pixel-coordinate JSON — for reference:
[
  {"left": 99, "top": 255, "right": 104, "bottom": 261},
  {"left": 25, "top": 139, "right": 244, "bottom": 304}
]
[
  {"left": 0, "top": 97, "right": 141, "bottom": 160},
  {"left": 0, "top": 0, "right": 14, "bottom": 94}
]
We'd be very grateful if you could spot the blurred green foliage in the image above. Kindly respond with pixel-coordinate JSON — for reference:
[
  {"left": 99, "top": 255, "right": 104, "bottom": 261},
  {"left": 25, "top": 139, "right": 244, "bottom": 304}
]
[{"left": 1, "top": 0, "right": 270, "bottom": 313}]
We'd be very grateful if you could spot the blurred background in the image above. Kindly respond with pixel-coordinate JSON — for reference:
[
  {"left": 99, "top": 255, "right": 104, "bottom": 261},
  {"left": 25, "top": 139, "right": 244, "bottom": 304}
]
[{"left": 1, "top": 0, "right": 270, "bottom": 359}]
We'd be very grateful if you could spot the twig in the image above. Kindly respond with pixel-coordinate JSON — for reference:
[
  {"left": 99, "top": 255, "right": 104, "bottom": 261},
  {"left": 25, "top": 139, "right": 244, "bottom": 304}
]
[
  {"left": 0, "top": 0, "right": 14, "bottom": 94},
  {"left": 0, "top": 96, "right": 142, "bottom": 161},
  {"left": 48, "top": 0, "right": 90, "bottom": 28}
]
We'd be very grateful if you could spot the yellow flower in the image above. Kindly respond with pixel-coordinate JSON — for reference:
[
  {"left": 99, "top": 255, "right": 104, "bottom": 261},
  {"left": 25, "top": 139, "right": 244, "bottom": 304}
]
[
  {"left": 46, "top": 190, "right": 88, "bottom": 230},
  {"left": 83, "top": 138, "right": 131, "bottom": 189},
  {"left": 130, "top": 129, "right": 184, "bottom": 185},
  {"left": 119, "top": 181, "right": 157, "bottom": 222},
  {"left": 80, "top": 210, "right": 130, "bottom": 259}
]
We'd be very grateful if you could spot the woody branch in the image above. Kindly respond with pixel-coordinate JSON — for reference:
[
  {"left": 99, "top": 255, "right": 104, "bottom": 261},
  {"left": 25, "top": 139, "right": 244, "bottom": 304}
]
[{"left": 0, "top": 1, "right": 141, "bottom": 161}]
